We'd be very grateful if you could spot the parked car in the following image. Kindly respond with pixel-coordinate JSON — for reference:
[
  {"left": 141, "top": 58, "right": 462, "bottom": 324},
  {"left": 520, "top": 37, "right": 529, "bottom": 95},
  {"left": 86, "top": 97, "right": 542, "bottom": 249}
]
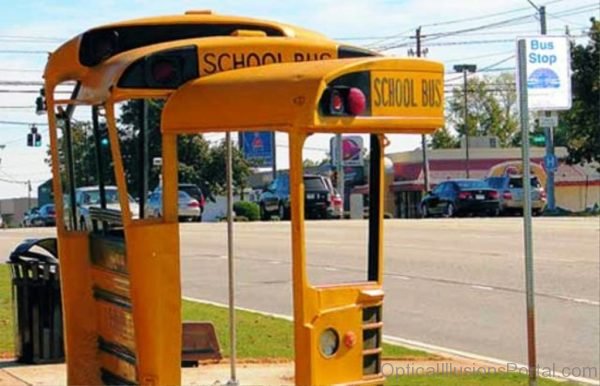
[
  {"left": 29, "top": 204, "right": 56, "bottom": 227},
  {"left": 146, "top": 188, "right": 202, "bottom": 222},
  {"left": 22, "top": 207, "right": 39, "bottom": 227},
  {"left": 73, "top": 186, "right": 139, "bottom": 229},
  {"left": 485, "top": 175, "right": 546, "bottom": 216},
  {"left": 259, "top": 174, "right": 337, "bottom": 220},
  {"left": 323, "top": 177, "right": 343, "bottom": 219},
  {"left": 420, "top": 179, "right": 500, "bottom": 217},
  {"left": 0, "top": 212, "right": 4, "bottom": 228},
  {"left": 178, "top": 183, "right": 206, "bottom": 221}
]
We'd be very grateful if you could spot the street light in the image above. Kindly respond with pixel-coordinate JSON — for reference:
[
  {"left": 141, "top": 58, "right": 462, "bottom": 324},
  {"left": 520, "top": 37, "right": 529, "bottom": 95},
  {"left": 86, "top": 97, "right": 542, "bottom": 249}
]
[{"left": 453, "top": 64, "right": 477, "bottom": 178}]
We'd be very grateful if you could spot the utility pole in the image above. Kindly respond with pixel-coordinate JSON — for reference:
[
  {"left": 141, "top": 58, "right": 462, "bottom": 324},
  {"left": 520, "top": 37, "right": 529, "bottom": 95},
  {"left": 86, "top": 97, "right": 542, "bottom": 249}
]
[
  {"left": 453, "top": 64, "right": 477, "bottom": 178},
  {"left": 27, "top": 180, "right": 32, "bottom": 210},
  {"left": 414, "top": 27, "right": 431, "bottom": 192}
]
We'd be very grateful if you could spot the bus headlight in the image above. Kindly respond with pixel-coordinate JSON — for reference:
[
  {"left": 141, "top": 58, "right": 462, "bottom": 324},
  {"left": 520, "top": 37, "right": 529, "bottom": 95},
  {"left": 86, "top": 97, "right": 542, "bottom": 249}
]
[{"left": 319, "top": 328, "right": 340, "bottom": 358}]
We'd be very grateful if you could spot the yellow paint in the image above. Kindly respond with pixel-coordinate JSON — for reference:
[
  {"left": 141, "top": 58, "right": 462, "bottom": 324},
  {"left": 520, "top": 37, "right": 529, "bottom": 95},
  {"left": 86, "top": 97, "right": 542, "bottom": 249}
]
[
  {"left": 44, "top": 14, "right": 444, "bottom": 386},
  {"left": 161, "top": 58, "right": 444, "bottom": 135},
  {"left": 370, "top": 70, "right": 444, "bottom": 118}
]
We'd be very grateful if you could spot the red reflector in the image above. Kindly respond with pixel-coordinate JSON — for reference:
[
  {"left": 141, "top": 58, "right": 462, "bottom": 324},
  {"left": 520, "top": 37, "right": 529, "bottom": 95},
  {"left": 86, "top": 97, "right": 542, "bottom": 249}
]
[
  {"left": 502, "top": 191, "right": 512, "bottom": 200},
  {"left": 331, "top": 91, "right": 344, "bottom": 113},
  {"left": 188, "top": 200, "right": 200, "bottom": 208},
  {"left": 347, "top": 87, "right": 366, "bottom": 115},
  {"left": 152, "top": 60, "right": 177, "bottom": 84}
]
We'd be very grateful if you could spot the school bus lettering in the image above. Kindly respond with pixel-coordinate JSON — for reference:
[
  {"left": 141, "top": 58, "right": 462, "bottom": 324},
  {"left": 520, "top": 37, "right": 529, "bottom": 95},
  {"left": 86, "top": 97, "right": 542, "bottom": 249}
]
[
  {"left": 421, "top": 79, "right": 443, "bottom": 108},
  {"left": 372, "top": 72, "right": 444, "bottom": 115},
  {"left": 201, "top": 52, "right": 284, "bottom": 74},
  {"left": 293, "top": 52, "right": 332, "bottom": 62},
  {"left": 201, "top": 51, "right": 334, "bottom": 75},
  {"left": 373, "top": 77, "right": 418, "bottom": 108}
]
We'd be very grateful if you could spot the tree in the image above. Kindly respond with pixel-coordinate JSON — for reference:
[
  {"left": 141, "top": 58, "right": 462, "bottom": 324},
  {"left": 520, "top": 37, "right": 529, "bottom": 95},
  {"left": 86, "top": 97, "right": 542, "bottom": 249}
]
[
  {"left": 118, "top": 99, "right": 250, "bottom": 199},
  {"left": 46, "top": 99, "right": 253, "bottom": 200},
  {"left": 431, "top": 127, "right": 459, "bottom": 149},
  {"left": 445, "top": 74, "right": 519, "bottom": 148},
  {"left": 45, "top": 119, "right": 114, "bottom": 189},
  {"left": 204, "top": 139, "right": 251, "bottom": 196},
  {"left": 561, "top": 18, "right": 600, "bottom": 166}
]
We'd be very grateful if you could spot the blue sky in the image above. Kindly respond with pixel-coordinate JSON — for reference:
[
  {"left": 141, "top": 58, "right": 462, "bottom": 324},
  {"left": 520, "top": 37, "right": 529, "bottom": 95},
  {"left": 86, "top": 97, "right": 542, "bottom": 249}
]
[{"left": 0, "top": 0, "right": 597, "bottom": 198}]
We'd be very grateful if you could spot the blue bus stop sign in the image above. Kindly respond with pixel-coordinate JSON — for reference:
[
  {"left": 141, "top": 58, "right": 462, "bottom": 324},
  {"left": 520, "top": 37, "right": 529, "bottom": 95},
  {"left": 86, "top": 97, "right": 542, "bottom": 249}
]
[{"left": 544, "top": 154, "right": 558, "bottom": 172}]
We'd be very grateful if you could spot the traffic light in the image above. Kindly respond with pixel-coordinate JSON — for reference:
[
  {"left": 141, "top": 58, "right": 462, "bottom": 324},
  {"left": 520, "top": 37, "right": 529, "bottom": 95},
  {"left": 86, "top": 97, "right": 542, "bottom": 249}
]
[
  {"left": 35, "top": 88, "right": 46, "bottom": 115},
  {"left": 27, "top": 125, "right": 42, "bottom": 147}
]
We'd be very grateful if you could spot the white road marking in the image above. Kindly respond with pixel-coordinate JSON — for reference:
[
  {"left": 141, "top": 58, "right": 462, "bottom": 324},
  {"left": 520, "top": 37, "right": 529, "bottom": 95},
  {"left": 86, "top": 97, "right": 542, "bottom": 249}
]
[
  {"left": 324, "top": 267, "right": 338, "bottom": 272},
  {"left": 182, "top": 296, "right": 600, "bottom": 385},
  {"left": 471, "top": 285, "right": 494, "bottom": 291}
]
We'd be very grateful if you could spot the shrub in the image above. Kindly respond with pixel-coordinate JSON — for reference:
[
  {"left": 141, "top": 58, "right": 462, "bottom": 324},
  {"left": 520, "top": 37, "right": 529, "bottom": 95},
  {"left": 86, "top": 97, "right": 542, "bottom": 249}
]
[{"left": 233, "top": 201, "right": 260, "bottom": 221}]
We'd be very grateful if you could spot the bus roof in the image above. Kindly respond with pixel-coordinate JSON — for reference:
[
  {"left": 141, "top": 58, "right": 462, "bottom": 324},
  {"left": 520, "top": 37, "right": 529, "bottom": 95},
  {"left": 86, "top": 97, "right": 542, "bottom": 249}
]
[
  {"left": 161, "top": 57, "right": 445, "bottom": 135},
  {"left": 44, "top": 12, "right": 337, "bottom": 87}
]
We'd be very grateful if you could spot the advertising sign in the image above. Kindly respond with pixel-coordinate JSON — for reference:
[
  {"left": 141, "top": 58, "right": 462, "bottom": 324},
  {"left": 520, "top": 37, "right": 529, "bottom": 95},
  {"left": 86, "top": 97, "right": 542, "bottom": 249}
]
[
  {"left": 330, "top": 136, "right": 364, "bottom": 167},
  {"left": 520, "top": 36, "right": 571, "bottom": 111},
  {"left": 239, "top": 131, "right": 274, "bottom": 167}
]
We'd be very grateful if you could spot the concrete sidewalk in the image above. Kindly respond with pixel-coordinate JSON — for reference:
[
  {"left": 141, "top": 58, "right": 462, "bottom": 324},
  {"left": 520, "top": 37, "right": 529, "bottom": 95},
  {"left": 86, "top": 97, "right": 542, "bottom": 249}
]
[{"left": 0, "top": 357, "right": 513, "bottom": 386}]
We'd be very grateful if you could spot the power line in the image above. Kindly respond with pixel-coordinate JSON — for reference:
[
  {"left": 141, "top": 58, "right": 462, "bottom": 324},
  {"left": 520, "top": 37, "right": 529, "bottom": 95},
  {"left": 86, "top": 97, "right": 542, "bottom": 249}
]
[
  {"left": 0, "top": 89, "right": 70, "bottom": 94},
  {"left": 0, "top": 68, "right": 43, "bottom": 73},
  {"left": 0, "top": 34, "right": 64, "bottom": 41},
  {"left": 0, "top": 50, "right": 49, "bottom": 54},
  {"left": 0, "top": 120, "right": 48, "bottom": 126}
]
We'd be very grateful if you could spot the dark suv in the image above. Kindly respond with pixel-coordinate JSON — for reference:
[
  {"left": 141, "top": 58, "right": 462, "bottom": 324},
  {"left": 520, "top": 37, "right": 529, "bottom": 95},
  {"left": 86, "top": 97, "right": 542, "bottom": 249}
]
[{"left": 259, "top": 174, "right": 335, "bottom": 220}]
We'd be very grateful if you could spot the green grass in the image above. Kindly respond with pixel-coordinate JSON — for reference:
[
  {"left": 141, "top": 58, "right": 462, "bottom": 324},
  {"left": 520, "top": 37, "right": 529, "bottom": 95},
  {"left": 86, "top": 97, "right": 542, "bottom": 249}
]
[
  {"left": 0, "top": 268, "right": 568, "bottom": 384},
  {"left": 182, "top": 300, "right": 431, "bottom": 359},
  {"left": 384, "top": 372, "right": 570, "bottom": 385},
  {"left": 0, "top": 264, "right": 14, "bottom": 356}
]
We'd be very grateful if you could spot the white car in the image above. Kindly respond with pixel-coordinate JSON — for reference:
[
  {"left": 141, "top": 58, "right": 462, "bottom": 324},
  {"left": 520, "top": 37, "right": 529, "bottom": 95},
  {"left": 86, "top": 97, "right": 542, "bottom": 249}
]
[
  {"left": 73, "top": 186, "right": 139, "bottom": 229},
  {"left": 0, "top": 213, "right": 4, "bottom": 228},
  {"left": 146, "top": 189, "right": 201, "bottom": 222}
]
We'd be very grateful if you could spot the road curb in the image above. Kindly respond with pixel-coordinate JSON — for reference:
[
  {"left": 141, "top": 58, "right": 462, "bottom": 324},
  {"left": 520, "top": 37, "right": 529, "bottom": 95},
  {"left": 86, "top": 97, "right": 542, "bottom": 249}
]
[{"left": 182, "top": 296, "right": 599, "bottom": 385}]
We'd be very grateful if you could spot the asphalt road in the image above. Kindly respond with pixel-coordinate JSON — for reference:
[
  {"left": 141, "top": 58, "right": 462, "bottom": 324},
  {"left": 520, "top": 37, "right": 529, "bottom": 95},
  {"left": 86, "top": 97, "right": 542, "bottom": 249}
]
[{"left": 1, "top": 217, "right": 599, "bottom": 380}]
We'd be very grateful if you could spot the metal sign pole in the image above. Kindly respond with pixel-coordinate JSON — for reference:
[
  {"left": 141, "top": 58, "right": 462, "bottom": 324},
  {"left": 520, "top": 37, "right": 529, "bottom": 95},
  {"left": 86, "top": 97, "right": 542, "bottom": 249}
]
[
  {"left": 336, "top": 134, "right": 344, "bottom": 209},
  {"left": 517, "top": 39, "right": 538, "bottom": 386},
  {"left": 225, "top": 132, "right": 238, "bottom": 386}
]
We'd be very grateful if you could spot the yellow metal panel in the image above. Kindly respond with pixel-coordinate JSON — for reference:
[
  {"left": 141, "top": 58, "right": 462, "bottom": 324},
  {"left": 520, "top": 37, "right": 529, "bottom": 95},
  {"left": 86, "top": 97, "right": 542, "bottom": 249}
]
[
  {"left": 311, "top": 305, "right": 363, "bottom": 384},
  {"left": 125, "top": 222, "right": 181, "bottom": 386},
  {"left": 369, "top": 71, "right": 443, "bottom": 117},
  {"left": 98, "top": 349, "right": 137, "bottom": 382},
  {"left": 161, "top": 58, "right": 444, "bottom": 135},
  {"left": 95, "top": 301, "right": 136, "bottom": 353},
  {"left": 90, "top": 268, "right": 130, "bottom": 299},
  {"left": 56, "top": 232, "right": 102, "bottom": 386}
]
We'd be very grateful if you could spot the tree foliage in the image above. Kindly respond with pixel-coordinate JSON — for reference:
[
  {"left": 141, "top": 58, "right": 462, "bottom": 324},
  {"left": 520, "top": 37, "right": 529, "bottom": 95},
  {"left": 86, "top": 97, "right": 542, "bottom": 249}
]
[
  {"left": 561, "top": 18, "right": 600, "bottom": 166},
  {"left": 430, "top": 127, "right": 459, "bottom": 149},
  {"left": 443, "top": 73, "right": 519, "bottom": 149},
  {"left": 46, "top": 100, "right": 252, "bottom": 200}
]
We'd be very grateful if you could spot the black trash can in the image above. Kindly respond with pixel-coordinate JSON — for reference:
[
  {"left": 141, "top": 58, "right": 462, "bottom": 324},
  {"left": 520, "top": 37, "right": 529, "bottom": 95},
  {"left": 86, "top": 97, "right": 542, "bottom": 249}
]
[{"left": 7, "top": 238, "right": 64, "bottom": 363}]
